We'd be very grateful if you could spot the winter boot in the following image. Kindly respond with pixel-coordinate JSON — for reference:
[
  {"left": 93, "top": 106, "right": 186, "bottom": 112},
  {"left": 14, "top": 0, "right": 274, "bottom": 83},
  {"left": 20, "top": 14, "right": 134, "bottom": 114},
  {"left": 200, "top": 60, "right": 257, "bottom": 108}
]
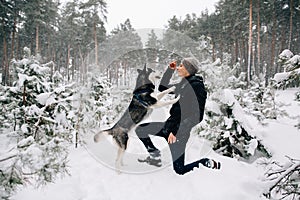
[
  {"left": 201, "top": 158, "right": 221, "bottom": 169},
  {"left": 138, "top": 149, "right": 162, "bottom": 167}
]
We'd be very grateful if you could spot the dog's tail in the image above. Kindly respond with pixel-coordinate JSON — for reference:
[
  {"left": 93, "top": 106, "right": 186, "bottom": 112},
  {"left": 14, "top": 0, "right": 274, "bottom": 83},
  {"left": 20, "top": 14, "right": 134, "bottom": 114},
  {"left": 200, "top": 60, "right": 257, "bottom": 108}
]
[{"left": 94, "top": 129, "right": 112, "bottom": 143}]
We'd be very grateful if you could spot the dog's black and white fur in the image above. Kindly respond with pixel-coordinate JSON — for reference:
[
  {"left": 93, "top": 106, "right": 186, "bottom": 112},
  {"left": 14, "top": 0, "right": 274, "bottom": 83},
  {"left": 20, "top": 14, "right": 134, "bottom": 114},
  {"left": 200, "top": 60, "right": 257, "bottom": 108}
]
[{"left": 94, "top": 64, "right": 179, "bottom": 173}]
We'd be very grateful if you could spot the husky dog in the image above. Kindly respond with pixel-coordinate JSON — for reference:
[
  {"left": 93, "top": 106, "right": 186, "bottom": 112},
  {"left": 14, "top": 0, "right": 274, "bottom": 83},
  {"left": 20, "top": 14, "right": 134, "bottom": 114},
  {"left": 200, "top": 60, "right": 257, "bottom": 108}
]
[{"left": 94, "top": 64, "right": 179, "bottom": 173}]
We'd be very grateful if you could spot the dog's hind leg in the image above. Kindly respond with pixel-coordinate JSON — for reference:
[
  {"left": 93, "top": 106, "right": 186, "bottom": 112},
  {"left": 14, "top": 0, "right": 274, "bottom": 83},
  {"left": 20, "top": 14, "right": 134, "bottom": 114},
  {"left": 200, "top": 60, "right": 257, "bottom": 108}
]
[
  {"left": 115, "top": 147, "right": 125, "bottom": 174},
  {"left": 94, "top": 130, "right": 111, "bottom": 142}
]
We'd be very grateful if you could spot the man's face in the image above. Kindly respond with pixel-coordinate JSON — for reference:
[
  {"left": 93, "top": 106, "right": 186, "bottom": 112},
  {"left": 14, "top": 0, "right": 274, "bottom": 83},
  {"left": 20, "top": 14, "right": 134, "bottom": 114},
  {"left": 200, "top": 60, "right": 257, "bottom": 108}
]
[{"left": 177, "top": 63, "right": 190, "bottom": 78}]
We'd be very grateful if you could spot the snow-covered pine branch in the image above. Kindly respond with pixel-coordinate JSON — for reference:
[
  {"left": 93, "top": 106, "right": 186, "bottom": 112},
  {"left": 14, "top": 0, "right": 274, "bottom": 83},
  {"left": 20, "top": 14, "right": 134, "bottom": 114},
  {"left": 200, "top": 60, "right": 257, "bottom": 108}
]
[
  {"left": 264, "top": 157, "right": 300, "bottom": 199},
  {"left": 0, "top": 53, "right": 75, "bottom": 197},
  {"left": 0, "top": 151, "right": 18, "bottom": 163},
  {"left": 274, "top": 49, "right": 300, "bottom": 89},
  {"left": 196, "top": 59, "right": 270, "bottom": 160}
]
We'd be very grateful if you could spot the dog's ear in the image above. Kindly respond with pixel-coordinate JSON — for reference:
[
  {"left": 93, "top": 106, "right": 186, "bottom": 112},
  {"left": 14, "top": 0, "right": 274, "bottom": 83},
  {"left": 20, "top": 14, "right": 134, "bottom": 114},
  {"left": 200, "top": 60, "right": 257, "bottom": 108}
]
[
  {"left": 137, "top": 69, "right": 142, "bottom": 74},
  {"left": 147, "top": 68, "right": 154, "bottom": 75},
  {"left": 143, "top": 63, "right": 147, "bottom": 71}
]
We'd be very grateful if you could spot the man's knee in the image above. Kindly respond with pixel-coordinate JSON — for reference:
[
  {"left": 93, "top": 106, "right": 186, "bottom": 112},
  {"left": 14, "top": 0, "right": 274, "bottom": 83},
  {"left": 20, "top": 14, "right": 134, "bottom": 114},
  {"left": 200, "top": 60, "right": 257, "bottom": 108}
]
[
  {"left": 173, "top": 165, "right": 185, "bottom": 175},
  {"left": 135, "top": 123, "right": 149, "bottom": 138},
  {"left": 172, "top": 156, "right": 186, "bottom": 175}
]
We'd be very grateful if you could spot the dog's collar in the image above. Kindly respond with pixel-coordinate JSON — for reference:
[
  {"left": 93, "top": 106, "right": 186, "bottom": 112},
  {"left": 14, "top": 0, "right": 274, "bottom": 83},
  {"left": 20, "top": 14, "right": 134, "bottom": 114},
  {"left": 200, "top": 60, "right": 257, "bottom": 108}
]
[{"left": 133, "top": 90, "right": 150, "bottom": 108}]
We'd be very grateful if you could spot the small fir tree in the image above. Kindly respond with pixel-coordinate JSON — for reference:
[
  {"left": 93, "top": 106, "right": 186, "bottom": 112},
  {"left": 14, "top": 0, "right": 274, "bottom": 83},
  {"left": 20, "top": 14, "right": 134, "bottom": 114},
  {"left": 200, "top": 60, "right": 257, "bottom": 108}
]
[
  {"left": 196, "top": 59, "right": 270, "bottom": 160},
  {"left": 0, "top": 52, "right": 73, "bottom": 198},
  {"left": 274, "top": 49, "right": 300, "bottom": 89}
]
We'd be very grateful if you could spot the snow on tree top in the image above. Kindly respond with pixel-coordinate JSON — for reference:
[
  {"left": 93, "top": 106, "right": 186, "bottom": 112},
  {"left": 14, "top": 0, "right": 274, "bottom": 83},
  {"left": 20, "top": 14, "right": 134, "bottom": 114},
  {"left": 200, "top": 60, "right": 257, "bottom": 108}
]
[
  {"left": 17, "top": 73, "right": 30, "bottom": 87},
  {"left": 279, "top": 49, "right": 294, "bottom": 60},
  {"left": 218, "top": 89, "right": 254, "bottom": 133},
  {"left": 37, "top": 92, "right": 56, "bottom": 106},
  {"left": 289, "top": 55, "right": 300, "bottom": 66},
  {"left": 274, "top": 72, "right": 290, "bottom": 82}
]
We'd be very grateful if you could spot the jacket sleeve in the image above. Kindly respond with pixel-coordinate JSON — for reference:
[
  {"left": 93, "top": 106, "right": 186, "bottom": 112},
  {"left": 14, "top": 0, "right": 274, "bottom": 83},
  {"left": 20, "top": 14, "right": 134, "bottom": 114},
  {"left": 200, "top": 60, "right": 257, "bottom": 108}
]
[
  {"left": 164, "top": 112, "right": 180, "bottom": 136},
  {"left": 158, "top": 67, "right": 175, "bottom": 92}
]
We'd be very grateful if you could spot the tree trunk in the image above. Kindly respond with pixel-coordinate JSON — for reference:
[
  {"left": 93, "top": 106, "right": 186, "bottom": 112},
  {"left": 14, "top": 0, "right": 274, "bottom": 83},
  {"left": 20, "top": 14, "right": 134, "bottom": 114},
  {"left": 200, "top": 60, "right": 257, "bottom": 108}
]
[
  {"left": 257, "top": 0, "right": 261, "bottom": 74},
  {"left": 266, "top": 2, "right": 277, "bottom": 87},
  {"left": 252, "top": 43, "right": 256, "bottom": 76},
  {"left": 270, "top": 11, "right": 277, "bottom": 77},
  {"left": 16, "top": 28, "right": 20, "bottom": 60},
  {"left": 212, "top": 41, "right": 216, "bottom": 62},
  {"left": 2, "top": 35, "right": 8, "bottom": 85},
  {"left": 116, "top": 64, "right": 119, "bottom": 86},
  {"left": 23, "top": 82, "right": 27, "bottom": 106},
  {"left": 279, "top": 27, "right": 286, "bottom": 72},
  {"left": 79, "top": 48, "right": 84, "bottom": 83},
  {"left": 220, "top": 39, "right": 223, "bottom": 63},
  {"left": 47, "top": 34, "right": 51, "bottom": 62},
  {"left": 234, "top": 38, "right": 239, "bottom": 64},
  {"left": 125, "top": 61, "right": 128, "bottom": 86},
  {"left": 1, "top": 17, "right": 9, "bottom": 85},
  {"left": 241, "top": 39, "right": 247, "bottom": 75},
  {"left": 35, "top": 24, "right": 39, "bottom": 55},
  {"left": 288, "top": 0, "right": 293, "bottom": 49},
  {"left": 94, "top": 21, "right": 98, "bottom": 66},
  {"left": 11, "top": 17, "right": 17, "bottom": 60},
  {"left": 67, "top": 44, "right": 71, "bottom": 81},
  {"left": 72, "top": 52, "right": 75, "bottom": 81},
  {"left": 247, "top": 0, "right": 253, "bottom": 84}
]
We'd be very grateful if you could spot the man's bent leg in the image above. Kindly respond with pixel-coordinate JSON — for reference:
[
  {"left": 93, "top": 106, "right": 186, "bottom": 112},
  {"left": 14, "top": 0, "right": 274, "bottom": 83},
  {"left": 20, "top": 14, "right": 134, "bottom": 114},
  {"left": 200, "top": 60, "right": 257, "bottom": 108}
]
[
  {"left": 135, "top": 122, "right": 166, "bottom": 153},
  {"left": 169, "top": 138, "right": 202, "bottom": 175}
]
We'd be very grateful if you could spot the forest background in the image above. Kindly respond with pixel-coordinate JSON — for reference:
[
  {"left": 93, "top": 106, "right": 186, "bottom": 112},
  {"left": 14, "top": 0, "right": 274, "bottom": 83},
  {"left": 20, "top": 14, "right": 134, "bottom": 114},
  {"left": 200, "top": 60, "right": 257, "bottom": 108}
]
[{"left": 0, "top": 0, "right": 300, "bottom": 199}]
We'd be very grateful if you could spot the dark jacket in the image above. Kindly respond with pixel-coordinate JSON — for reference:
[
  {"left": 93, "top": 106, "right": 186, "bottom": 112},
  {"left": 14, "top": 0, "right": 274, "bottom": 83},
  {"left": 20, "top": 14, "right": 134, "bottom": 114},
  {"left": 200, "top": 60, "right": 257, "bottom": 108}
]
[{"left": 159, "top": 68, "right": 207, "bottom": 136}]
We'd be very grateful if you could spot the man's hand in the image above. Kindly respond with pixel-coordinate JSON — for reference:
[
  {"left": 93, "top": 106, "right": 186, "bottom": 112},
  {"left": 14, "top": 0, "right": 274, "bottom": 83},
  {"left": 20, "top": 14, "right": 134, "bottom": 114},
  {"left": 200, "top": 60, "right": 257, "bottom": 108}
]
[
  {"left": 169, "top": 61, "right": 177, "bottom": 70},
  {"left": 168, "top": 132, "right": 177, "bottom": 144}
]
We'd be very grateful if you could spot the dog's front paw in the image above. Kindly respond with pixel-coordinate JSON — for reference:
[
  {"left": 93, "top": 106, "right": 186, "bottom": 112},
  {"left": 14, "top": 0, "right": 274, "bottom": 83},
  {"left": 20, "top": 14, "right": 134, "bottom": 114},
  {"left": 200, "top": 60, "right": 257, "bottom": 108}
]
[
  {"left": 174, "top": 95, "right": 180, "bottom": 102},
  {"left": 172, "top": 95, "right": 180, "bottom": 104},
  {"left": 169, "top": 86, "right": 176, "bottom": 92}
]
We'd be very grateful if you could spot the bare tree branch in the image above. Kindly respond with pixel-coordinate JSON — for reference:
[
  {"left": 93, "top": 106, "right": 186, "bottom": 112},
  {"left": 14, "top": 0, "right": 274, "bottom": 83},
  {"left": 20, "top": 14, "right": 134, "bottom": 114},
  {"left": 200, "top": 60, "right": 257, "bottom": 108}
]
[
  {"left": 265, "top": 161, "right": 300, "bottom": 198},
  {"left": 0, "top": 152, "right": 18, "bottom": 163}
]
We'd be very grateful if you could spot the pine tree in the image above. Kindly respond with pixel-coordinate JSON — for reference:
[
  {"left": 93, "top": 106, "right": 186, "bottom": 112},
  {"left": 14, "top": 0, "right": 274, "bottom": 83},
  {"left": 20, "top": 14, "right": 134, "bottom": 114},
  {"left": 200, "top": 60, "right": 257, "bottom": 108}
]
[
  {"left": 144, "top": 30, "right": 162, "bottom": 67},
  {"left": 145, "top": 29, "right": 162, "bottom": 49},
  {"left": 274, "top": 49, "right": 300, "bottom": 88},
  {"left": 0, "top": 50, "right": 73, "bottom": 197},
  {"left": 200, "top": 89, "right": 270, "bottom": 160},
  {"left": 161, "top": 29, "right": 198, "bottom": 57},
  {"left": 78, "top": 74, "right": 112, "bottom": 132},
  {"left": 100, "top": 19, "right": 143, "bottom": 86},
  {"left": 239, "top": 82, "right": 287, "bottom": 122},
  {"left": 195, "top": 58, "right": 270, "bottom": 160}
]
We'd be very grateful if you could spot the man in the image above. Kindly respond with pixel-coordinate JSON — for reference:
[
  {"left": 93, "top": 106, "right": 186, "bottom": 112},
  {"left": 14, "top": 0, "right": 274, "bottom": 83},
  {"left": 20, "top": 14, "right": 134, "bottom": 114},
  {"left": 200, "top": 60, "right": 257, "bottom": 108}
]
[{"left": 136, "top": 57, "right": 221, "bottom": 175}]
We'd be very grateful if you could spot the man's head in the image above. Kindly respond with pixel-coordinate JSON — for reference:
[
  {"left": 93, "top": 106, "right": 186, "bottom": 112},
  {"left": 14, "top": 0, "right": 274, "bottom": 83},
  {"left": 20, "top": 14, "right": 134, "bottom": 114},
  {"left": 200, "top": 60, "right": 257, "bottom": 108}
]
[
  {"left": 182, "top": 57, "right": 199, "bottom": 75},
  {"left": 176, "top": 57, "right": 199, "bottom": 78}
]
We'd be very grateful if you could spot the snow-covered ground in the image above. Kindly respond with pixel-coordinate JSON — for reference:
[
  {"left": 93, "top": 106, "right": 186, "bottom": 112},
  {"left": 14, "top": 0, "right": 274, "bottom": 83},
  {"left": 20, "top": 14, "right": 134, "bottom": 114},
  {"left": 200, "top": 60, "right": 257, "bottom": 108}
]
[{"left": 12, "top": 89, "right": 300, "bottom": 200}]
